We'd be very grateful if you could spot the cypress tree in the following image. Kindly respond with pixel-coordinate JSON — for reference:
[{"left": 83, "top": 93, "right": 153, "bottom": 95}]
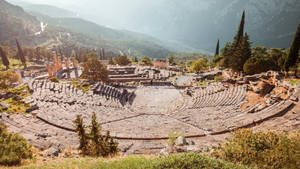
[
  {"left": 73, "top": 115, "right": 88, "bottom": 155},
  {"left": 90, "top": 112, "right": 102, "bottom": 156},
  {"left": 0, "top": 47, "right": 10, "bottom": 70},
  {"left": 15, "top": 39, "right": 27, "bottom": 69},
  {"left": 284, "top": 23, "right": 300, "bottom": 74},
  {"left": 215, "top": 39, "right": 220, "bottom": 56},
  {"left": 102, "top": 48, "right": 105, "bottom": 60},
  {"left": 232, "top": 11, "right": 245, "bottom": 49}
]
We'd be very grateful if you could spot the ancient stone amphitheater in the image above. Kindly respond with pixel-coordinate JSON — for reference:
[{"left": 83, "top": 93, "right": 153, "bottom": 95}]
[{"left": 1, "top": 79, "right": 299, "bottom": 154}]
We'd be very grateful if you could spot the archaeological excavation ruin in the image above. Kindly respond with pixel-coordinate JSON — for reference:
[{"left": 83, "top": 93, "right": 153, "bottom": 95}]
[{"left": 1, "top": 62, "right": 299, "bottom": 155}]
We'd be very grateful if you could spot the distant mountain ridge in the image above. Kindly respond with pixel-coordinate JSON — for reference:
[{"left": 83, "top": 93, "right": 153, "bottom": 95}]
[{"left": 0, "top": 0, "right": 175, "bottom": 58}]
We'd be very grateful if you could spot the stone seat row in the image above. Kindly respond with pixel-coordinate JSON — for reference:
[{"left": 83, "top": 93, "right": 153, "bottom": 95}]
[{"left": 191, "top": 85, "right": 247, "bottom": 108}]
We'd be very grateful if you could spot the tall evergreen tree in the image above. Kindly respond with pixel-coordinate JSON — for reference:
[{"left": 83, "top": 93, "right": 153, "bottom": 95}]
[
  {"left": 73, "top": 115, "right": 88, "bottom": 155},
  {"left": 90, "top": 112, "right": 102, "bottom": 156},
  {"left": 230, "top": 33, "right": 251, "bottom": 72},
  {"left": 232, "top": 11, "right": 245, "bottom": 49},
  {"left": 215, "top": 39, "right": 220, "bottom": 56},
  {"left": 15, "top": 39, "right": 27, "bottom": 69},
  {"left": 0, "top": 47, "right": 10, "bottom": 70},
  {"left": 284, "top": 23, "right": 300, "bottom": 74}
]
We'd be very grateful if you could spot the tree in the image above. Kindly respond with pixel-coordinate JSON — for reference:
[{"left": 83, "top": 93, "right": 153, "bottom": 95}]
[
  {"left": 115, "top": 55, "right": 130, "bottom": 66},
  {"left": 15, "top": 39, "right": 26, "bottom": 69},
  {"left": 189, "top": 58, "right": 209, "bottom": 73},
  {"left": 82, "top": 52, "right": 98, "bottom": 63},
  {"left": 81, "top": 58, "right": 109, "bottom": 82},
  {"left": 212, "top": 39, "right": 222, "bottom": 67},
  {"left": 0, "top": 47, "right": 10, "bottom": 70},
  {"left": 215, "top": 39, "right": 220, "bottom": 56},
  {"left": 133, "top": 56, "right": 138, "bottom": 62},
  {"left": 229, "top": 33, "right": 251, "bottom": 72},
  {"left": 220, "top": 42, "right": 232, "bottom": 68},
  {"left": 108, "top": 56, "right": 115, "bottom": 65},
  {"left": 90, "top": 112, "right": 102, "bottom": 156},
  {"left": 243, "top": 56, "right": 270, "bottom": 75},
  {"left": 140, "top": 56, "right": 153, "bottom": 66},
  {"left": 168, "top": 54, "right": 175, "bottom": 65},
  {"left": 232, "top": 11, "right": 245, "bottom": 49},
  {"left": 73, "top": 115, "right": 88, "bottom": 155},
  {"left": 284, "top": 23, "right": 300, "bottom": 75}
]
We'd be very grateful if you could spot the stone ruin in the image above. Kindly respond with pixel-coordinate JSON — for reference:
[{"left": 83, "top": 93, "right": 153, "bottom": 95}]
[{"left": 0, "top": 69, "right": 299, "bottom": 155}]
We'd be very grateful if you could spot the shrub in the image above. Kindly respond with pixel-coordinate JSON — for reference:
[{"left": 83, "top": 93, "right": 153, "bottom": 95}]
[
  {"left": 96, "top": 153, "right": 247, "bottom": 169},
  {"left": 213, "top": 129, "right": 300, "bottom": 169},
  {"left": 0, "top": 125, "right": 33, "bottom": 166},
  {"left": 214, "top": 75, "right": 224, "bottom": 82},
  {"left": 49, "top": 76, "right": 59, "bottom": 83},
  {"left": 73, "top": 113, "right": 119, "bottom": 157},
  {"left": 0, "top": 70, "right": 19, "bottom": 89},
  {"left": 165, "top": 131, "right": 183, "bottom": 152}
]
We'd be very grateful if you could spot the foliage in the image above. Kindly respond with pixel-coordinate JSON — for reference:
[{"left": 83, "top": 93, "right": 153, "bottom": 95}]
[
  {"left": 229, "top": 33, "right": 251, "bottom": 72},
  {"left": 72, "top": 80, "right": 91, "bottom": 93},
  {"left": 0, "top": 85, "right": 31, "bottom": 114},
  {"left": 115, "top": 55, "right": 131, "bottom": 66},
  {"left": 21, "top": 153, "right": 248, "bottom": 169},
  {"left": 284, "top": 23, "right": 300, "bottom": 71},
  {"left": 189, "top": 58, "right": 209, "bottom": 73},
  {"left": 166, "top": 131, "right": 183, "bottom": 151},
  {"left": 215, "top": 39, "right": 220, "bottom": 56},
  {"left": 73, "top": 113, "right": 119, "bottom": 157},
  {"left": 0, "top": 125, "right": 33, "bottom": 166},
  {"left": 73, "top": 115, "right": 89, "bottom": 155},
  {"left": 15, "top": 39, "right": 27, "bottom": 69},
  {"left": 243, "top": 55, "right": 272, "bottom": 75},
  {"left": 219, "top": 42, "right": 231, "bottom": 68},
  {"left": 214, "top": 75, "right": 224, "bottom": 82},
  {"left": 140, "top": 56, "right": 153, "bottom": 66},
  {"left": 81, "top": 52, "right": 99, "bottom": 63},
  {"left": 168, "top": 53, "right": 211, "bottom": 62},
  {"left": 213, "top": 129, "right": 300, "bottom": 169},
  {"left": 168, "top": 54, "right": 175, "bottom": 65},
  {"left": 108, "top": 56, "right": 115, "bottom": 65},
  {"left": 0, "top": 70, "right": 19, "bottom": 89},
  {"left": 289, "top": 79, "right": 300, "bottom": 86},
  {"left": 49, "top": 76, "right": 59, "bottom": 83},
  {"left": 81, "top": 58, "right": 109, "bottom": 82}
]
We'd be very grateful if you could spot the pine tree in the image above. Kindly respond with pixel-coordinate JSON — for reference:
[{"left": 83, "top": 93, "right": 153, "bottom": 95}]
[
  {"left": 109, "top": 56, "right": 114, "bottom": 65},
  {"left": 284, "top": 23, "right": 300, "bottom": 74},
  {"left": 15, "top": 39, "right": 27, "bottom": 69},
  {"left": 73, "top": 115, "right": 88, "bottom": 155},
  {"left": 0, "top": 47, "right": 10, "bottom": 70},
  {"left": 215, "top": 39, "right": 220, "bottom": 56}
]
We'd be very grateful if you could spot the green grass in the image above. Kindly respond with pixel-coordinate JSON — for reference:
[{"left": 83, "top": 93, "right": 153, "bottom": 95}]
[
  {"left": 0, "top": 59, "right": 35, "bottom": 70},
  {"left": 0, "top": 85, "right": 31, "bottom": 114},
  {"left": 71, "top": 80, "right": 91, "bottom": 93},
  {"left": 289, "top": 79, "right": 300, "bottom": 86},
  {"left": 19, "top": 153, "right": 248, "bottom": 169}
]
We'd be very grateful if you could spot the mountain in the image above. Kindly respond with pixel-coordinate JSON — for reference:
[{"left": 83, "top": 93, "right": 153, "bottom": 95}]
[
  {"left": 0, "top": 0, "right": 173, "bottom": 58},
  {"left": 123, "top": 0, "right": 300, "bottom": 51}
]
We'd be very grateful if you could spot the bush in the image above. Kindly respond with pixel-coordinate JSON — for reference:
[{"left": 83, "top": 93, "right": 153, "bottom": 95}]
[
  {"left": 0, "top": 125, "right": 33, "bottom": 166},
  {"left": 0, "top": 70, "right": 19, "bottom": 89},
  {"left": 214, "top": 75, "right": 224, "bottom": 82},
  {"left": 96, "top": 153, "right": 247, "bottom": 169},
  {"left": 213, "top": 129, "right": 300, "bottom": 169},
  {"left": 49, "top": 76, "right": 59, "bottom": 83},
  {"left": 73, "top": 113, "right": 119, "bottom": 157}
]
